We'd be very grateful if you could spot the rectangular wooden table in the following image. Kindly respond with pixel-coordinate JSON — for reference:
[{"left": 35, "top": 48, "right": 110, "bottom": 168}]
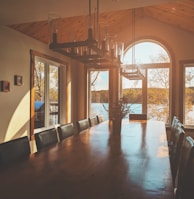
[{"left": 0, "top": 120, "right": 174, "bottom": 199}]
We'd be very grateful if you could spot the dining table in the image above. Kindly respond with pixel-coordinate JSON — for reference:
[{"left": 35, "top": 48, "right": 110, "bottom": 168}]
[{"left": 0, "top": 119, "right": 174, "bottom": 199}]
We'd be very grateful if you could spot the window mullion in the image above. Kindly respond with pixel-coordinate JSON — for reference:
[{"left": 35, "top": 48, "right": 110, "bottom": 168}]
[{"left": 44, "top": 63, "right": 50, "bottom": 127}]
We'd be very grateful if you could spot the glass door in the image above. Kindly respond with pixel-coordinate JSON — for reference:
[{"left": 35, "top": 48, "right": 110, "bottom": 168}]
[
  {"left": 88, "top": 70, "right": 109, "bottom": 120},
  {"left": 147, "top": 68, "right": 169, "bottom": 122},
  {"left": 34, "top": 58, "right": 60, "bottom": 129},
  {"left": 122, "top": 78, "right": 143, "bottom": 114}
]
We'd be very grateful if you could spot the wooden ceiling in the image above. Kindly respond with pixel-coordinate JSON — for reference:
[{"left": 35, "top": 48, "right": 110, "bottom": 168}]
[{"left": 9, "top": 0, "right": 194, "bottom": 45}]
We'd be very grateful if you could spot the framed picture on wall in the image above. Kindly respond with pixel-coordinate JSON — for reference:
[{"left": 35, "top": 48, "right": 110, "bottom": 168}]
[
  {"left": 0, "top": 81, "right": 10, "bottom": 92},
  {"left": 14, "top": 75, "right": 23, "bottom": 86}
]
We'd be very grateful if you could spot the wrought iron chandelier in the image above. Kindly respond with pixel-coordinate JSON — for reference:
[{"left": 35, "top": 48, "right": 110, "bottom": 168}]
[{"left": 49, "top": 0, "right": 124, "bottom": 67}]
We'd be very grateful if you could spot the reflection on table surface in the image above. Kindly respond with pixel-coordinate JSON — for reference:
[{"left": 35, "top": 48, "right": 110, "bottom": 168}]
[{"left": 0, "top": 120, "right": 174, "bottom": 199}]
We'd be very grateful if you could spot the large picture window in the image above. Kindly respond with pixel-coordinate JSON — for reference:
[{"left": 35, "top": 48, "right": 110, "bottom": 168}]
[
  {"left": 87, "top": 41, "right": 171, "bottom": 125},
  {"left": 122, "top": 41, "right": 171, "bottom": 124}
]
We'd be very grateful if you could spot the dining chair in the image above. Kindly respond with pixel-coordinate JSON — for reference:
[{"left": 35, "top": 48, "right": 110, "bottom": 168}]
[
  {"left": 0, "top": 136, "right": 30, "bottom": 166},
  {"left": 168, "top": 116, "right": 179, "bottom": 146},
  {"left": 175, "top": 136, "right": 194, "bottom": 199},
  {"left": 169, "top": 120, "right": 184, "bottom": 157},
  {"left": 97, "top": 115, "right": 105, "bottom": 123},
  {"left": 169, "top": 116, "right": 183, "bottom": 149},
  {"left": 89, "top": 116, "right": 98, "bottom": 127},
  {"left": 57, "top": 123, "right": 74, "bottom": 141},
  {"left": 35, "top": 128, "right": 58, "bottom": 151},
  {"left": 170, "top": 126, "right": 185, "bottom": 186},
  {"left": 129, "top": 113, "right": 147, "bottom": 120},
  {"left": 76, "top": 118, "right": 90, "bottom": 133}
]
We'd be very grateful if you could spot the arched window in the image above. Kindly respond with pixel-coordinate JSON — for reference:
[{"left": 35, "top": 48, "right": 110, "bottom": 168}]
[{"left": 122, "top": 40, "right": 171, "bottom": 124}]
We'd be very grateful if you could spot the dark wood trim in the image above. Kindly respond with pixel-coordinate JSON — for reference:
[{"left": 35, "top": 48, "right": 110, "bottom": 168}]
[
  {"left": 30, "top": 50, "right": 35, "bottom": 140},
  {"left": 30, "top": 50, "right": 67, "bottom": 66}
]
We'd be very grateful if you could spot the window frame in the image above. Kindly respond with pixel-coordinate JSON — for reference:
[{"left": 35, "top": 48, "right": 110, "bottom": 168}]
[
  {"left": 87, "top": 69, "right": 109, "bottom": 119},
  {"left": 122, "top": 63, "right": 171, "bottom": 124},
  {"left": 122, "top": 40, "right": 172, "bottom": 125},
  {"left": 30, "top": 50, "right": 66, "bottom": 139},
  {"left": 180, "top": 59, "right": 194, "bottom": 129}
]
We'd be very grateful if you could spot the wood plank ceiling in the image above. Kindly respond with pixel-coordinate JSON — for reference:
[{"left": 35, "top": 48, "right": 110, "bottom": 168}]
[{"left": 9, "top": 0, "right": 194, "bottom": 45}]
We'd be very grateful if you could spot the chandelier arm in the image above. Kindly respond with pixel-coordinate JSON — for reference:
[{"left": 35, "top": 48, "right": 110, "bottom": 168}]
[{"left": 49, "top": 0, "right": 124, "bottom": 66}]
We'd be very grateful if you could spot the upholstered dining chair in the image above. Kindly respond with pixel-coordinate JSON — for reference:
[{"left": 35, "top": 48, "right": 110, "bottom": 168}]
[
  {"left": 175, "top": 136, "right": 194, "bottom": 199},
  {"left": 129, "top": 113, "right": 147, "bottom": 120},
  {"left": 76, "top": 118, "right": 90, "bottom": 133},
  {"left": 168, "top": 116, "right": 179, "bottom": 146},
  {"left": 57, "top": 123, "right": 74, "bottom": 141},
  {"left": 0, "top": 136, "right": 30, "bottom": 166},
  {"left": 89, "top": 116, "right": 98, "bottom": 127},
  {"left": 170, "top": 126, "right": 185, "bottom": 186},
  {"left": 169, "top": 116, "right": 183, "bottom": 151},
  {"left": 97, "top": 115, "right": 105, "bottom": 123},
  {"left": 35, "top": 128, "right": 58, "bottom": 151}
]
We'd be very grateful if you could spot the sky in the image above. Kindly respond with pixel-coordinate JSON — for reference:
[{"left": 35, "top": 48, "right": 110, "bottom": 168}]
[{"left": 123, "top": 41, "right": 169, "bottom": 64}]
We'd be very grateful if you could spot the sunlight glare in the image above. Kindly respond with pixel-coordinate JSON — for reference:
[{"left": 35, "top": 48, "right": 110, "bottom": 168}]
[{"left": 123, "top": 42, "right": 169, "bottom": 64}]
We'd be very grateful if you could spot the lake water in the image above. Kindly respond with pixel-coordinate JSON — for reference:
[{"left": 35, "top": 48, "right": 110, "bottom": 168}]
[
  {"left": 91, "top": 103, "right": 142, "bottom": 120},
  {"left": 91, "top": 103, "right": 194, "bottom": 125}
]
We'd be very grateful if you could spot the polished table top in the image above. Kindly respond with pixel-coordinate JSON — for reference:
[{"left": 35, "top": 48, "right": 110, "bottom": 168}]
[{"left": 0, "top": 120, "right": 174, "bottom": 199}]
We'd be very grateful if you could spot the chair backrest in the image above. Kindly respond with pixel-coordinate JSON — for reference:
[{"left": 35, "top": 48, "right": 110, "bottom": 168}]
[
  {"left": 169, "top": 116, "right": 183, "bottom": 147},
  {"left": 35, "top": 128, "right": 58, "bottom": 151},
  {"left": 168, "top": 116, "right": 178, "bottom": 146},
  {"left": 173, "top": 124, "right": 184, "bottom": 148},
  {"left": 170, "top": 126, "right": 185, "bottom": 185},
  {"left": 171, "top": 116, "right": 179, "bottom": 131},
  {"left": 89, "top": 116, "right": 98, "bottom": 127},
  {"left": 176, "top": 136, "right": 194, "bottom": 198},
  {"left": 129, "top": 113, "right": 147, "bottom": 120},
  {"left": 97, "top": 115, "right": 105, "bottom": 123},
  {"left": 0, "top": 136, "right": 30, "bottom": 166},
  {"left": 57, "top": 123, "right": 74, "bottom": 141},
  {"left": 76, "top": 119, "right": 90, "bottom": 133}
]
